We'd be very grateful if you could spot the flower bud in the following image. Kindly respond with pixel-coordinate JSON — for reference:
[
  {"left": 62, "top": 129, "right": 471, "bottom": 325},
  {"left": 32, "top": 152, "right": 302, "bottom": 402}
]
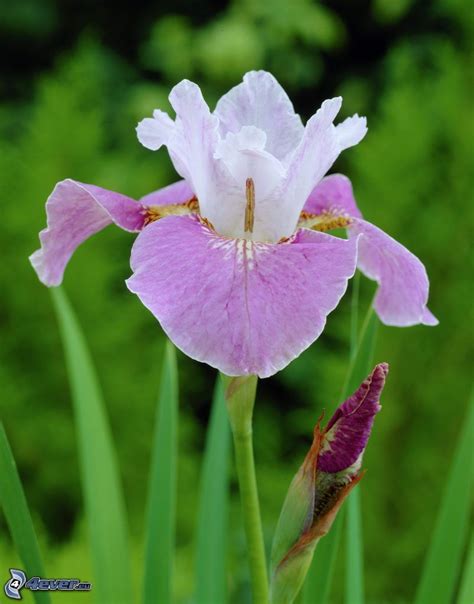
[{"left": 270, "top": 363, "right": 388, "bottom": 604}]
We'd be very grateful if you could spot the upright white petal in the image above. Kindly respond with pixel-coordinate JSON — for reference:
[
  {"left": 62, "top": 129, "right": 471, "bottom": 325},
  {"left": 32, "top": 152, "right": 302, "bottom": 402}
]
[
  {"left": 212, "top": 125, "right": 286, "bottom": 240},
  {"left": 137, "top": 76, "right": 367, "bottom": 244},
  {"left": 136, "top": 80, "right": 220, "bottom": 218},
  {"left": 215, "top": 126, "right": 285, "bottom": 198},
  {"left": 214, "top": 71, "right": 304, "bottom": 161},
  {"left": 136, "top": 110, "right": 175, "bottom": 151},
  {"left": 335, "top": 114, "right": 368, "bottom": 149},
  {"left": 277, "top": 98, "right": 368, "bottom": 236}
]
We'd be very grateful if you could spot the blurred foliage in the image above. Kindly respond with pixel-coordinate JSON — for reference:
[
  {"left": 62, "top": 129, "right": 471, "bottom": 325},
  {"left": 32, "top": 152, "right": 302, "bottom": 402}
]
[{"left": 0, "top": 0, "right": 472, "bottom": 602}]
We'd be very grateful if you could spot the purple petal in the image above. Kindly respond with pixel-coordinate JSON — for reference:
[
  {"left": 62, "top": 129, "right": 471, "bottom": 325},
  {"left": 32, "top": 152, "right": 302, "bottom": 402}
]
[
  {"left": 318, "top": 363, "right": 388, "bottom": 473},
  {"left": 303, "top": 175, "right": 437, "bottom": 327},
  {"left": 30, "top": 179, "right": 145, "bottom": 287},
  {"left": 214, "top": 70, "right": 304, "bottom": 161},
  {"left": 281, "top": 99, "right": 367, "bottom": 229},
  {"left": 139, "top": 179, "right": 195, "bottom": 206},
  {"left": 126, "top": 217, "right": 358, "bottom": 378},
  {"left": 350, "top": 219, "right": 438, "bottom": 326},
  {"left": 303, "top": 174, "right": 362, "bottom": 218},
  {"left": 421, "top": 307, "right": 439, "bottom": 326}
]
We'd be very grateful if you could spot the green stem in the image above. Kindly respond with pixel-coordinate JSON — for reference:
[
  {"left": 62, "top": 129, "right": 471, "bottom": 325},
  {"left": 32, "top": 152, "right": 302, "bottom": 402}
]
[
  {"left": 223, "top": 374, "right": 269, "bottom": 604},
  {"left": 340, "top": 300, "right": 377, "bottom": 401},
  {"left": 350, "top": 271, "right": 361, "bottom": 361}
]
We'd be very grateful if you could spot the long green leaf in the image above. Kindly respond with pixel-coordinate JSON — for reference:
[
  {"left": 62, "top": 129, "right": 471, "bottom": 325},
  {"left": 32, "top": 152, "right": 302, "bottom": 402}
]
[
  {"left": 0, "top": 423, "right": 50, "bottom": 604},
  {"left": 415, "top": 396, "right": 474, "bottom": 604},
  {"left": 342, "top": 308, "right": 378, "bottom": 399},
  {"left": 194, "top": 375, "right": 231, "bottom": 604},
  {"left": 142, "top": 341, "right": 178, "bottom": 604},
  {"left": 457, "top": 533, "right": 473, "bottom": 604},
  {"left": 51, "top": 288, "right": 132, "bottom": 604}
]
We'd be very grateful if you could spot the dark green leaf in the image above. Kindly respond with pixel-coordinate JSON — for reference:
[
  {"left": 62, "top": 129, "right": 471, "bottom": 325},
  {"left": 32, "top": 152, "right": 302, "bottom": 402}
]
[
  {"left": 194, "top": 375, "right": 231, "bottom": 604},
  {"left": 0, "top": 423, "right": 50, "bottom": 604}
]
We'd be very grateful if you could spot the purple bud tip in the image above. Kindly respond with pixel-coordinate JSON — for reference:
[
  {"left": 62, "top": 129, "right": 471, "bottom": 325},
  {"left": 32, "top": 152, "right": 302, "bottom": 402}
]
[{"left": 317, "top": 363, "right": 388, "bottom": 473}]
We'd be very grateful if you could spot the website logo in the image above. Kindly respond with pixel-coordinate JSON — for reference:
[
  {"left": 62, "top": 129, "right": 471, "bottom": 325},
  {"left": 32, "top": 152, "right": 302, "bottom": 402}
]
[
  {"left": 4, "top": 569, "right": 91, "bottom": 600},
  {"left": 4, "top": 569, "right": 26, "bottom": 600}
]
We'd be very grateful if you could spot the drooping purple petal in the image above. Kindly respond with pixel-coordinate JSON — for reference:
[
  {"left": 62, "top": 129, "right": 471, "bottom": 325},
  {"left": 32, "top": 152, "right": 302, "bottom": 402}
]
[
  {"left": 303, "top": 175, "right": 437, "bottom": 327},
  {"left": 350, "top": 220, "right": 438, "bottom": 326},
  {"left": 214, "top": 70, "right": 304, "bottom": 161},
  {"left": 126, "top": 216, "right": 359, "bottom": 378},
  {"left": 421, "top": 307, "right": 439, "bottom": 326},
  {"left": 278, "top": 100, "right": 367, "bottom": 234},
  {"left": 30, "top": 179, "right": 145, "bottom": 287},
  {"left": 318, "top": 363, "right": 388, "bottom": 473}
]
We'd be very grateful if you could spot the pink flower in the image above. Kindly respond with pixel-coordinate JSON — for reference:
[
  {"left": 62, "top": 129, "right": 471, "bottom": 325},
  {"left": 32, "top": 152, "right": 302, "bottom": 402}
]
[{"left": 30, "top": 71, "right": 436, "bottom": 377}]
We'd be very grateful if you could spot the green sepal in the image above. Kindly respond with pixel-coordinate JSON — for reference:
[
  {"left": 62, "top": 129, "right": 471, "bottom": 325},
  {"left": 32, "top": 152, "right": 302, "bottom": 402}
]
[{"left": 271, "top": 543, "right": 317, "bottom": 604}]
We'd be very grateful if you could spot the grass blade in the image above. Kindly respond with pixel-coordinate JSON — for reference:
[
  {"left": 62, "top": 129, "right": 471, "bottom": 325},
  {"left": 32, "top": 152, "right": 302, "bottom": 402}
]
[
  {"left": 415, "top": 396, "right": 474, "bottom": 604},
  {"left": 51, "top": 287, "right": 132, "bottom": 604},
  {"left": 457, "top": 533, "right": 473, "bottom": 604},
  {"left": 142, "top": 341, "right": 178, "bottom": 604},
  {"left": 195, "top": 375, "right": 231, "bottom": 604},
  {"left": 0, "top": 423, "right": 50, "bottom": 604}
]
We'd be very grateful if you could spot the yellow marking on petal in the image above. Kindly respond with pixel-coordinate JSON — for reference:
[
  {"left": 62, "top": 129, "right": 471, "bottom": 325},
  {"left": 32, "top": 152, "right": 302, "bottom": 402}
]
[
  {"left": 198, "top": 215, "right": 217, "bottom": 232},
  {"left": 244, "top": 177, "right": 255, "bottom": 234},
  {"left": 298, "top": 210, "right": 353, "bottom": 232},
  {"left": 143, "top": 197, "right": 199, "bottom": 225}
]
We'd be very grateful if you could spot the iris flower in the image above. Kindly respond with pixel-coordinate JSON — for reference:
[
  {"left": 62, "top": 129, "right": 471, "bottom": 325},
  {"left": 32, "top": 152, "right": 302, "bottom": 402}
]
[{"left": 30, "top": 71, "right": 437, "bottom": 377}]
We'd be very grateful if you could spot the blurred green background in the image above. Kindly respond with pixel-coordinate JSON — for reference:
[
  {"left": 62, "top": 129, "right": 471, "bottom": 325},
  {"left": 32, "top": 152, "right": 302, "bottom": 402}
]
[{"left": 0, "top": 0, "right": 472, "bottom": 602}]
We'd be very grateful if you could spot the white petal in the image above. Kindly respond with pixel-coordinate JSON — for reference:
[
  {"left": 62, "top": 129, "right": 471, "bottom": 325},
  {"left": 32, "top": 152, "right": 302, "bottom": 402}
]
[
  {"left": 210, "top": 125, "right": 286, "bottom": 241},
  {"left": 214, "top": 70, "right": 304, "bottom": 160},
  {"left": 136, "top": 110, "right": 174, "bottom": 151},
  {"left": 335, "top": 114, "right": 368, "bottom": 149},
  {"left": 137, "top": 80, "right": 223, "bottom": 222},
  {"left": 276, "top": 98, "right": 367, "bottom": 237},
  {"left": 214, "top": 126, "right": 285, "bottom": 198},
  {"left": 167, "top": 80, "right": 221, "bottom": 204}
]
